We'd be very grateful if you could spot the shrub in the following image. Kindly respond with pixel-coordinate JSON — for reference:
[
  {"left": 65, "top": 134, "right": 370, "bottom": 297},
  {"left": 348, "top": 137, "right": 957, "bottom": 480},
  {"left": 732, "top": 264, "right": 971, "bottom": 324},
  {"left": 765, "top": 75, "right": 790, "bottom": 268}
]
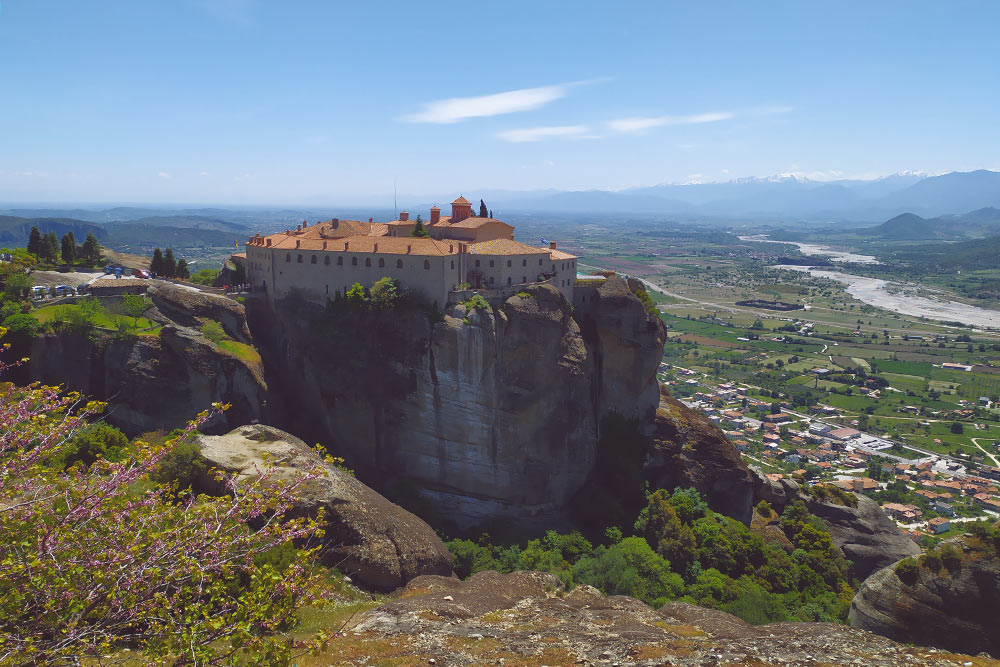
[
  {"left": 201, "top": 319, "right": 227, "bottom": 344},
  {"left": 894, "top": 557, "right": 919, "bottom": 584},
  {"left": 938, "top": 543, "right": 963, "bottom": 572},
  {"left": 370, "top": 276, "right": 400, "bottom": 308},
  {"left": 151, "top": 438, "right": 209, "bottom": 490},
  {"left": 918, "top": 551, "right": 943, "bottom": 574},
  {"left": 632, "top": 286, "right": 659, "bottom": 318},
  {"left": 755, "top": 499, "right": 773, "bottom": 517},
  {"left": 462, "top": 293, "right": 490, "bottom": 312},
  {"left": 57, "top": 422, "right": 130, "bottom": 468}
]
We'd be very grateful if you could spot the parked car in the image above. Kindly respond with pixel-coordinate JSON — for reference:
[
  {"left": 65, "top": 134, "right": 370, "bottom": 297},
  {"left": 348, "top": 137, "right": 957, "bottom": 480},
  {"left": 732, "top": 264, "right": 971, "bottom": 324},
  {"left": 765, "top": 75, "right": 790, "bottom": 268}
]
[{"left": 133, "top": 269, "right": 150, "bottom": 279}]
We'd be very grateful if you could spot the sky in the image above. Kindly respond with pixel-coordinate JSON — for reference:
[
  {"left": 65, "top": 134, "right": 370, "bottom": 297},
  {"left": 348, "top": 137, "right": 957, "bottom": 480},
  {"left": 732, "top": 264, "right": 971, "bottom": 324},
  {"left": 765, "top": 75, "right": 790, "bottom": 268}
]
[{"left": 1, "top": 0, "right": 999, "bottom": 205}]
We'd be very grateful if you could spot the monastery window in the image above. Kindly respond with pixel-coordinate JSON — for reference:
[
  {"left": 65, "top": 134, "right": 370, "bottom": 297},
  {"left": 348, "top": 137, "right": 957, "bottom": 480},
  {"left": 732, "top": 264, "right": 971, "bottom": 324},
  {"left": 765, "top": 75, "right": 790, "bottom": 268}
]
[
  {"left": 297, "top": 254, "right": 303, "bottom": 263},
  {"left": 522, "top": 275, "right": 526, "bottom": 283},
  {"left": 507, "top": 260, "right": 511, "bottom": 267},
  {"left": 489, "top": 276, "right": 494, "bottom": 285},
  {"left": 352, "top": 257, "right": 358, "bottom": 266},
  {"left": 397, "top": 259, "right": 403, "bottom": 268},
  {"left": 424, "top": 260, "right": 430, "bottom": 270},
  {"left": 365, "top": 258, "right": 371, "bottom": 267},
  {"left": 451, "top": 260, "right": 455, "bottom": 269},
  {"left": 475, "top": 259, "right": 480, "bottom": 267},
  {"left": 522, "top": 259, "right": 527, "bottom": 267},
  {"left": 379, "top": 258, "right": 385, "bottom": 268},
  {"left": 507, "top": 277, "right": 512, "bottom": 285},
  {"left": 538, "top": 259, "right": 543, "bottom": 266},
  {"left": 337, "top": 256, "right": 343, "bottom": 265},
  {"left": 552, "top": 264, "right": 555, "bottom": 272},
  {"left": 489, "top": 260, "right": 494, "bottom": 268},
  {"left": 285, "top": 254, "right": 291, "bottom": 262},
  {"left": 311, "top": 255, "right": 317, "bottom": 264},
  {"left": 324, "top": 256, "right": 330, "bottom": 265}
]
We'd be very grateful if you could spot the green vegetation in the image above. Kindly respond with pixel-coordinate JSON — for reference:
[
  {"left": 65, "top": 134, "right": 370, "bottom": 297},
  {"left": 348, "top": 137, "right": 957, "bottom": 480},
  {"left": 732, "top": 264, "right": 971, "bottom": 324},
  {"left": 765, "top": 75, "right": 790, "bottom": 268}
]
[
  {"left": 189, "top": 267, "right": 219, "bottom": 285},
  {"left": 461, "top": 293, "right": 490, "bottom": 312},
  {"left": 632, "top": 285, "right": 659, "bottom": 318},
  {"left": 410, "top": 214, "right": 430, "bottom": 238},
  {"left": 448, "top": 489, "right": 853, "bottom": 624}
]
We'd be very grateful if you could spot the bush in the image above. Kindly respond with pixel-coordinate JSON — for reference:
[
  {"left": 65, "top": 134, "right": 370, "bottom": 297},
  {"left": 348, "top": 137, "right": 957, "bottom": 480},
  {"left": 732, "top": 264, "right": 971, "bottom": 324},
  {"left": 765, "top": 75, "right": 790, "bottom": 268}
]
[
  {"left": 201, "top": 319, "right": 227, "bottom": 344},
  {"left": 370, "top": 277, "right": 400, "bottom": 308},
  {"left": 462, "top": 293, "right": 490, "bottom": 312},
  {"left": 755, "top": 499, "right": 773, "bottom": 518},
  {"left": 151, "top": 438, "right": 209, "bottom": 490},
  {"left": 632, "top": 286, "right": 659, "bottom": 318},
  {"left": 189, "top": 268, "right": 219, "bottom": 286},
  {"left": 56, "top": 422, "right": 130, "bottom": 468},
  {"left": 894, "top": 557, "right": 919, "bottom": 584}
]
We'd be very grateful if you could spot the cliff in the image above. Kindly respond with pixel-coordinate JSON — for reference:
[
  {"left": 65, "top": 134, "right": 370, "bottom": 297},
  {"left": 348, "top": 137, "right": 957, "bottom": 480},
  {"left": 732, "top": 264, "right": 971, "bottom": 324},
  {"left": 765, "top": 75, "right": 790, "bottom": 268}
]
[
  {"left": 28, "top": 288, "right": 265, "bottom": 436},
  {"left": 327, "top": 570, "right": 993, "bottom": 666},
  {"left": 850, "top": 529, "right": 1000, "bottom": 657},
  {"left": 251, "top": 276, "right": 666, "bottom": 533}
]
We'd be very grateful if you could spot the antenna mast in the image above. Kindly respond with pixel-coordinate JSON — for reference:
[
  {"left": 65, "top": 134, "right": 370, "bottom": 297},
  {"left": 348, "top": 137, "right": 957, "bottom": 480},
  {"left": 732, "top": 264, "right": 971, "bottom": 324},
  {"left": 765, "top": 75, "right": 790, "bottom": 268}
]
[{"left": 393, "top": 179, "right": 397, "bottom": 219}]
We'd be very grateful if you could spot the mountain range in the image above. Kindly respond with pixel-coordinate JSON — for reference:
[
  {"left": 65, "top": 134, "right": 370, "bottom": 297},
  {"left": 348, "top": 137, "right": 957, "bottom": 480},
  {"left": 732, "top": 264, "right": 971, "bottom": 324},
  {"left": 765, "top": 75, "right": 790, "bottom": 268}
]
[{"left": 860, "top": 207, "right": 1000, "bottom": 240}]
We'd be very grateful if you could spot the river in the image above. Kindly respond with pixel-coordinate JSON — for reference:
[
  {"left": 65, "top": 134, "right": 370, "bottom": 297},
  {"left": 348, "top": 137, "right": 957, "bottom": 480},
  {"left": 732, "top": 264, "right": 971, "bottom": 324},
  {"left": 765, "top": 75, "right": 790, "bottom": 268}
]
[
  {"left": 775, "top": 265, "right": 1000, "bottom": 329},
  {"left": 738, "top": 235, "right": 880, "bottom": 264}
]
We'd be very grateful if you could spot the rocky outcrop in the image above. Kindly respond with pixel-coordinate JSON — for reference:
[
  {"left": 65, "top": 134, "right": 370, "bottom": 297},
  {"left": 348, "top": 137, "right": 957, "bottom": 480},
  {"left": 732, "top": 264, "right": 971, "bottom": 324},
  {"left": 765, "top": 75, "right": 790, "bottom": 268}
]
[
  {"left": 148, "top": 283, "right": 252, "bottom": 343},
  {"left": 251, "top": 278, "right": 666, "bottom": 533},
  {"left": 753, "top": 472, "right": 920, "bottom": 581},
  {"left": 850, "top": 538, "right": 1000, "bottom": 657},
  {"left": 29, "top": 323, "right": 265, "bottom": 436},
  {"left": 807, "top": 493, "right": 921, "bottom": 581},
  {"left": 335, "top": 570, "right": 990, "bottom": 666},
  {"left": 644, "top": 385, "right": 756, "bottom": 524},
  {"left": 194, "top": 424, "right": 453, "bottom": 591}
]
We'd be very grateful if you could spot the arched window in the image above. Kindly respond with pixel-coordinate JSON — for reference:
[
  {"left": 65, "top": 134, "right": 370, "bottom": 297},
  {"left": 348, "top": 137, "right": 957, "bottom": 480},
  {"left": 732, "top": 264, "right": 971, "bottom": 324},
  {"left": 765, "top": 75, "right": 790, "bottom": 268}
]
[
  {"left": 507, "top": 277, "right": 511, "bottom": 285},
  {"left": 324, "top": 256, "right": 330, "bottom": 265},
  {"left": 507, "top": 260, "right": 511, "bottom": 267},
  {"left": 352, "top": 257, "right": 357, "bottom": 266},
  {"left": 285, "top": 253, "right": 291, "bottom": 262},
  {"left": 522, "top": 259, "right": 527, "bottom": 267},
  {"left": 379, "top": 258, "right": 385, "bottom": 268},
  {"left": 489, "top": 260, "right": 494, "bottom": 268},
  {"left": 396, "top": 259, "right": 403, "bottom": 268},
  {"left": 424, "top": 259, "right": 430, "bottom": 269},
  {"left": 297, "top": 254, "right": 303, "bottom": 263},
  {"left": 311, "top": 255, "right": 317, "bottom": 264},
  {"left": 538, "top": 258, "right": 543, "bottom": 266},
  {"left": 365, "top": 258, "right": 371, "bottom": 267},
  {"left": 337, "top": 256, "right": 343, "bottom": 265},
  {"left": 450, "top": 260, "right": 455, "bottom": 269}
]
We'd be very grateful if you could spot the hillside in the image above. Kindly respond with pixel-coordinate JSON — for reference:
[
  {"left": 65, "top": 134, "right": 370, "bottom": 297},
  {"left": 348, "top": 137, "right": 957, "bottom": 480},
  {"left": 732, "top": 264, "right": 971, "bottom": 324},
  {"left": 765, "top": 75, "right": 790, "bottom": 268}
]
[
  {"left": 101, "top": 221, "right": 241, "bottom": 251},
  {"left": 0, "top": 215, "right": 106, "bottom": 245},
  {"left": 862, "top": 207, "right": 1000, "bottom": 240},
  {"left": 888, "top": 233, "right": 1000, "bottom": 270}
]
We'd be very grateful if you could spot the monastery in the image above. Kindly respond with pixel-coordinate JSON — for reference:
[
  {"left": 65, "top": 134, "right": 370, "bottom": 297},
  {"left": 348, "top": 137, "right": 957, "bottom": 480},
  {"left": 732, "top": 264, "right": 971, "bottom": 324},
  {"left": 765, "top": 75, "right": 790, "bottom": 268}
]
[{"left": 242, "top": 197, "right": 579, "bottom": 308}]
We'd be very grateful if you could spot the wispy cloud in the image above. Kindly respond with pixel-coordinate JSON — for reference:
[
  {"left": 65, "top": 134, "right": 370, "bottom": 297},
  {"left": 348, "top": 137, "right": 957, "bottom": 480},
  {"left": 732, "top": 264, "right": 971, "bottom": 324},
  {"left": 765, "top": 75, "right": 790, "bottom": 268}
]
[
  {"left": 497, "top": 125, "right": 592, "bottom": 143},
  {"left": 158, "top": 171, "right": 172, "bottom": 180},
  {"left": 608, "top": 112, "right": 735, "bottom": 134},
  {"left": 194, "top": 0, "right": 256, "bottom": 28},
  {"left": 403, "top": 80, "right": 600, "bottom": 124}
]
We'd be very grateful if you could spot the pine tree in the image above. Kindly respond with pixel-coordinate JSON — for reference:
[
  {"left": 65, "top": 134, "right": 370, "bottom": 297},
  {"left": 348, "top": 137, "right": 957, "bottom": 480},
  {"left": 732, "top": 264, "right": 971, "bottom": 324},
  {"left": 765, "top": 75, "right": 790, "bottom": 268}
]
[
  {"left": 410, "top": 215, "right": 430, "bottom": 238},
  {"left": 176, "top": 258, "right": 189, "bottom": 279},
  {"left": 61, "top": 232, "right": 76, "bottom": 265},
  {"left": 27, "top": 226, "right": 42, "bottom": 257},
  {"left": 163, "top": 248, "right": 177, "bottom": 278},
  {"left": 151, "top": 248, "right": 164, "bottom": 275},
  {"left": 43, "top": 232, "right": 60, "bottom": 264},
  {"left": 81, "top": 232, "right": 101, "bottom": 266}
]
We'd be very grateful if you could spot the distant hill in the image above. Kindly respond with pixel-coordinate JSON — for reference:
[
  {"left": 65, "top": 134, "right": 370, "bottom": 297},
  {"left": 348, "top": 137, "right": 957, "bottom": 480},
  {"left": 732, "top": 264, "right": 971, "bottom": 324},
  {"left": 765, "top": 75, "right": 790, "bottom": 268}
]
[
  {"left": 889, "top": 233, "right": 1000, "bottom": 271},
  {"left": 861, "top": 207, "right": 1000, "bottom": 240},
  {"left": 101, "top": 222, "right": 241, "bottom": 252},
  {"left": 0, "top": 215, "right": 107, "bottom": 246}
]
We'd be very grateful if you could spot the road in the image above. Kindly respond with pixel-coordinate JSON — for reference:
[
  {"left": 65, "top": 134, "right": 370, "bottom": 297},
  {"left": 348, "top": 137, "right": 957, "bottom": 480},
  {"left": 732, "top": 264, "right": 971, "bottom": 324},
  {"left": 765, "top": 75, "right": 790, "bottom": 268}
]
[{"left": 971, "top": 437, "right": 1000, "bottom": 468}]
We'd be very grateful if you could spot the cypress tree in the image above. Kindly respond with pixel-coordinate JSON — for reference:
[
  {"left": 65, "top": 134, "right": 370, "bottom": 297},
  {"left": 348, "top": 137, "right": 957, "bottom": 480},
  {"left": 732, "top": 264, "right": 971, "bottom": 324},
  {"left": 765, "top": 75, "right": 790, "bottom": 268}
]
[
  {"left": 151, "top": 248, "right": 164, "bottom": 275},
  {"left": 81, "top": 232, "right": 101, "bottom": 266},
  {"left": 43, "top": 232, "right": 59, "bottom": 263},
  {"left": 27, "top": 226, "right": 42, "bottom": 257},
  {"left": 479, "top": 199, "right": 488, "bottom": 218},
  {"left": 61, "top": 232, "right": 76, "bottom": 265},
  {"left": 163, "top": 248, "right": 177, "bottom": 278},
  {"left": 176, "top": 258, "right": 189, "bottom": 279},
  {"left": 410, "top": 215, "right": 430, "bottom": 238}
]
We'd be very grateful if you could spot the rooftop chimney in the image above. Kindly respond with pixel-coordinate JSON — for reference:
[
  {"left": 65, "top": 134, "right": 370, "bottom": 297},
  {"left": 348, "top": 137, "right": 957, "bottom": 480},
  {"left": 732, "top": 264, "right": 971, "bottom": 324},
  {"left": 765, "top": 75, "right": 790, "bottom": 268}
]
[
  {"left": 374, "top": 243, "right": 378, "bottom": 253},
  {"left": 266, "top": 238, "right": 271, "bottom": 247},
  {"left": 450, "top": 197, "right": 472, "bottom": 223},
  {"left": 550, "top": 241, "right": 557, "bottom": 250},
  {"left": 296, "top": 240, "right": 301, "bottom": 248},
  {"left": 344, "top": 241, "right": 349, "bottom": 250},
  {"left": 407, "top": 244, "right": 411, "bottom": 253},
  {"left": 303, "top": 220, "right": 308, "bottom": 227},
  {"left": 369, "top": 217, "right": 373, "bottom": 223},
  {"left": 430, "top": 206, "right": 441, "bottom": 225},
  {"left": 399, "top": 211, "right": 409, "bottom": 221},
  {"left": 322, "top": 240, "right": 327, "bottom": 249}
]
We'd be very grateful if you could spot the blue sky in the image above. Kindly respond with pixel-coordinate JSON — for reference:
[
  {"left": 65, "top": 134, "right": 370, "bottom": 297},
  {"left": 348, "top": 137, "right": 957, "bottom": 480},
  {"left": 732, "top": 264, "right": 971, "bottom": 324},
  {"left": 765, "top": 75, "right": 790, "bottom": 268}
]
[{"left": 1, "top": 0, "right": 999, "bottom": 204}]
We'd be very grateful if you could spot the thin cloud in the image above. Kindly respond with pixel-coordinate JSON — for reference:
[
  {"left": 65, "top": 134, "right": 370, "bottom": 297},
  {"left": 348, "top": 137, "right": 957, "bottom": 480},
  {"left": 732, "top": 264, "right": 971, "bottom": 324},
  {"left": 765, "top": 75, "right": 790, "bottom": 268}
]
[
  {"left": 403, "top": 80, "right": 599, "bottom": 124},
  {"left": 497, "top": 125, "right": 592, "bottom": 143},
  {"left": 157, "top": 171, "right": 172, "bottom": 180},
  {"left": 608, "top": 112, "right": 735, "bottom": 134}
]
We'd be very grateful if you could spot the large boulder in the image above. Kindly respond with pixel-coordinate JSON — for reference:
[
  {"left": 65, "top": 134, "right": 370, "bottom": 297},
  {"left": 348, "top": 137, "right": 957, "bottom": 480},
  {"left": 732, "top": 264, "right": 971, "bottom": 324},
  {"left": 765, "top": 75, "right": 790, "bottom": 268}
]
[
  {"left": 644, "top": 385, "right": 756, "bottom": 524},
  {"left": 339, "top": 569, "right": 985, "bottom": 665},
  {"left": 850, "top": 537, "right": 1000, "bottom": 657},
  {"left": 149, "top": 282, "right": 253, "bottom": 343},
  {"left": 194, "top": 424, "right": 454, "bottom": 591},
  {"left": 806, "top": 493, "right": 920, "bottom": 581}
]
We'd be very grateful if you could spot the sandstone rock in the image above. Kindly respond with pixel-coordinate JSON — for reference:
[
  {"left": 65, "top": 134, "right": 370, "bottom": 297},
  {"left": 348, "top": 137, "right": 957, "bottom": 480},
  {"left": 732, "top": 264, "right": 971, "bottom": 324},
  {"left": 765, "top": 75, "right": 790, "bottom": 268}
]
[
  {"left": 644, "top": 385, "right": 756, "bottom": 524},
  {"left": 148, "top": 282, "right": 253, "bottom": 343},
  {"left": 194, "top": 424, "right": 453, "bottom": 591},
  {"left": 805, "top": 493, "right": 920, "bottom": 581},
  {"left": 336, "top": 569, "right": 990, "bottom": 666},
  {"left": 850, "top": 541, "right": 1000, "bottom": 658},
  {"left": 29, "top": 324, "right": 265, "bottom": 436}
]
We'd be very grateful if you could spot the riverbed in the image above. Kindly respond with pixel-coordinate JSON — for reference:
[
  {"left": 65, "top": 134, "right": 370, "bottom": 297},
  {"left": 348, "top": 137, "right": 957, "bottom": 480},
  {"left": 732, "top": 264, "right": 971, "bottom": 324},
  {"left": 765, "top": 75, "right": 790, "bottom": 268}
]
[
  {"left": 775, "top": 265, "right": 1000, "bottom": 329},
  {"left": 739, "top": 235, "right": 880, "bottom": 264}
]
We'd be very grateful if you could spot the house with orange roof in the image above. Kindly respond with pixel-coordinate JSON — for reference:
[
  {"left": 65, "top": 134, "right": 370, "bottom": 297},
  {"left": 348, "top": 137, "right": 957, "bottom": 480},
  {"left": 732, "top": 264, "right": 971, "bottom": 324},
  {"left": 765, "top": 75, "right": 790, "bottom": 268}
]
[{"left": 243, "top": 197, "right": 578, "bottom": 308}]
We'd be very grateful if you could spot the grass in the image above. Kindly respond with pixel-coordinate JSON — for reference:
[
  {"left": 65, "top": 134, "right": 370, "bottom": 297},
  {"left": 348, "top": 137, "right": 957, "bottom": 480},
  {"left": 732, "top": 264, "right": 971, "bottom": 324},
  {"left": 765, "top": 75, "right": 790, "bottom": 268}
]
[
  {"left": 32, "top": 303, "right": 158, "bottom": 332},
  {"left": 217, "top": 339, "right": 262, "bottom": 363}
]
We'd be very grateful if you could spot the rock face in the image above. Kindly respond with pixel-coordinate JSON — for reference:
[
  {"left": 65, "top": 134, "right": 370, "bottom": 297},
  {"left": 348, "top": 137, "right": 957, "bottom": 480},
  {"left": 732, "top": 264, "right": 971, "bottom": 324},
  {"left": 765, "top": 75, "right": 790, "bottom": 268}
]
[
  {"left": 29, "top": 322, "right": 265, "bottom": 436},
  {"left": 644, "top": 385, "right": 756, "bottom": 523},
  {"left": 148, "top": 283, "right": 253, "bottom": 343},
  {"left": 850, "top": 546, "right": 1000, "bottom": 657},
  {"left": 194, "top": 424, "right": 453, "bottom": 591},
  {"left": 251, "top": 278, "right": 666, "bottom": 532},
  {"left": 806, "top": 493, "right": 920, "bottom": 581},
  {"left": 752, "top": 472, "right": 920, "bottom": 581},
  {"left": 334, "top": 570, "right": 989, "bottom": 666}
]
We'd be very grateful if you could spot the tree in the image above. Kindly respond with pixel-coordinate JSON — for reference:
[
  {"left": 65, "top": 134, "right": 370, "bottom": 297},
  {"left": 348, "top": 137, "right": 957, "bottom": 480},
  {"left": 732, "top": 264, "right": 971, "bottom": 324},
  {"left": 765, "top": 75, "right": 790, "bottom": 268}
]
[
  {"left": 950, "top": 421, "right": 964, "bottom": 435},
  {"left": 0, "top": 353, "right": 328, "bottom": 665},
  {"left": 26, "top": 226, "right": 42, "bottom": 257},
  {"left": 163, "top": 247, "right": 177, "bottom": 278},
  {"left": 42, "top": 231, "right": 60, "bottom": 263},
  {"left": 176, "top": 257, "right": 190, "bottom": 279},
  {"left": 120, "top": 293, "right": 149, "bottom": 328},
  {"left": 479, "top": 198, "right": 488, "bottom": 218},
  {"left": 410, "top": 215, "right": 430, "bottom": 238},
  {"left": 81, "top": 232, "right": 101, "bottom": 266},
  {"left": 150, "top": 247, "right": 164, "bottom": 275},
  {"left": 60, "top": 231, "right": 76, "bottom": 265}
]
